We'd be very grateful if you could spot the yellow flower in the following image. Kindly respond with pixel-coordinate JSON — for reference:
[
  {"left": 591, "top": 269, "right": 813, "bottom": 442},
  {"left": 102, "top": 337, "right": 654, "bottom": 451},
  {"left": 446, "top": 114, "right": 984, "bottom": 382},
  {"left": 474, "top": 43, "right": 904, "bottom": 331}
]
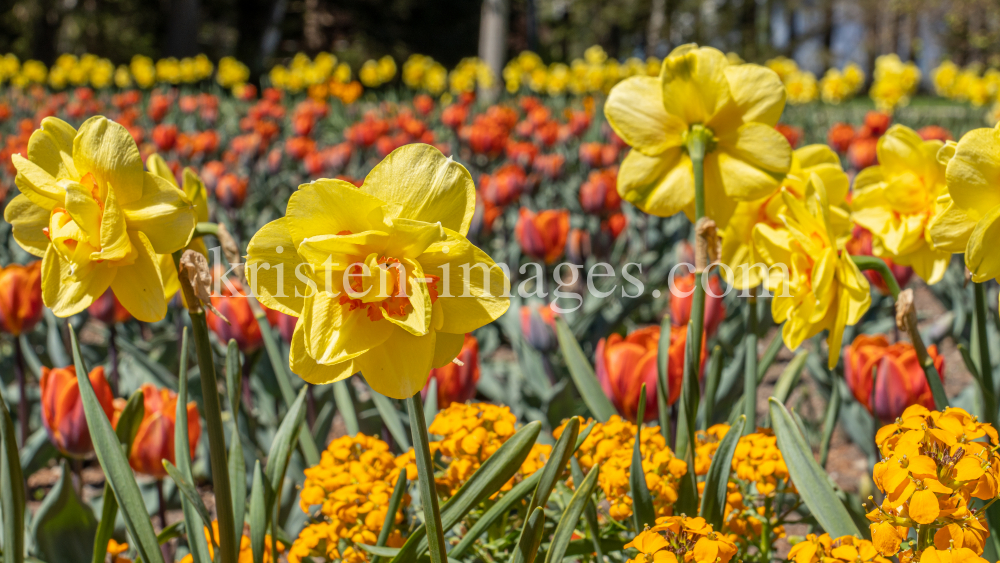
[
  {"left": 788, "top": 534, "right": 891, "bottom": 563},
  {"left": 181, "top": 521, "right": 283, "bottom": 563},
  {"left": 625, "top": 516, "right": 738, "bottom": 563},
  {"left": 732, "top": 429, "right": 793, "bottom": 496},
  {"left": 929, "top": 123, "right": 1000, "bottom": 286},
  {"left": 604, "top": 44, "right": 792, "bottom": 227},
  {"left": 244, "top": 144, "right": 509, "bottom": 398},
  {"left": 850, "top": 125, "right": 950, "bottom": 284},
  {"left": 4, "top": 117, "right": 197, "bottom": 321},
  {"left": 916, "top": 546, "right": 990, "bottom": 563},
  {"left": 146, "top": 153, "right": 209, "bottom": 295},
  {"left": 721, "top": 144, "right": 850, "bottom": 290},
  {"left": 752, "top": 174, "right": 870, "bottom": 368}
]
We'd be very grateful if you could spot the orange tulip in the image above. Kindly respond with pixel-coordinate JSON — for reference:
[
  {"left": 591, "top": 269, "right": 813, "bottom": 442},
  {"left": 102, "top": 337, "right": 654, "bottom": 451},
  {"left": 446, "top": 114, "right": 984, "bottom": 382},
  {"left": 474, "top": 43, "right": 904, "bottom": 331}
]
[
  {"left": 843, "top": 334, "right": 944, "bottom": 423},
  {"left": 40, "top": 366, "right": 115, "bottom": 457},
  {"left": 124, "top": 383, "right": 201, "bottom": 478},
  {"left": 520, "top": 303, "right": 557, "bottom": 352},
  {"left": 595, "top": 325, "right": 705, "bottom": 422},
  {"left": 0, "top": 260, "right": 43, "bottom": 336},
  {"left": 423, "top": 334, "right": 480, "bottom": 408},
  {"left": 87, "top": 289, "right": 132, "bottom": 325},
  {"left": 669, "top": 273, "right": 726, "bottom": 339},
  {"left": 827, "top": 123, "right": 856, "bottom": 154},
  {"left": 208, "top": 281, "right": 262, "bottom": 353},
  {"left": 515, "top": 208, "right": 570, "bottom": 264}
]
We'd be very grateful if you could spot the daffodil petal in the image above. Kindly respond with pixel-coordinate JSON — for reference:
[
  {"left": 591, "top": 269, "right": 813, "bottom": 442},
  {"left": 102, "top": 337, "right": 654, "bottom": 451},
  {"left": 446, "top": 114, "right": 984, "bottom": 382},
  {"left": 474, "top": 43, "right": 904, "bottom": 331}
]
[
  {"left": 928, "top": 194, "right": 977, "bottom": 253},
  {"left": 121, "top": 173, "right": 196, "bottom": 254},
  {"left": 158, "top": 253, "right": 180, "bottom": 301},
  {"left": 27, "top": 117, "right": 77, "bottom": 180},
  {"left": 384, "top": 217, "right": 447, "bottom": 259},
  {"left": 717, "top": 63, "right": 786, "bottom": 126},
  {"left": 245, "top": 217, "right": 311, "bottom": 316},
  {"left": 301, "top": 292, "right": 393, "bottom": 364},
  {"left": 182, "top": 168, "right": 209, "bottom": 223},
  {"left": 617, "top": 147, "right": 694, "bottom": 220},
  {"left": 946, "top": 125, "right": 1000, "bottom": 218},
  {"left": 285, "top": 178, "right": 385, "bottom": 246},
  {"left": 96, "top": 179, "right": 132, "bottom": 261},
  {"left": 290, "top": 321, "right": 355, "bottom": 385},
  {"left": 379, "top": 258, "right": 432, "bottom": 337},
  {"left": 73, "top": 116, "right": 144, "bottom": 206},
  {"left": 432, "top": 331, "right": 466, "bottom": 369},
  {"left": 966, "top": 204, "right": 1000, "bottom": 282},
  {"left": 63, "top": 182, "right": 103, "bottom": 244},
  {"left": 355, "top": 327, "right": 436, "bottom": 399},
  {"left": 660, "top": 46, "right": 731, "bottom": 126},
  {"left": 145, "top": 153, "right": 178, "bottom": 187},
  {"left": 12, "top": 154, "right": 65, "bottom": 210},
  {"left": 41, "top": 243, "right": 114, "bottom": 317},
  {"left": 110, "top": 231, "right": 167, "bottom": 322},
  {"left": 4, "top": 194, "right": 50, "bottom": 257},
  {"left": 603, "top": 75, "right": 685, "bottom": 155}
]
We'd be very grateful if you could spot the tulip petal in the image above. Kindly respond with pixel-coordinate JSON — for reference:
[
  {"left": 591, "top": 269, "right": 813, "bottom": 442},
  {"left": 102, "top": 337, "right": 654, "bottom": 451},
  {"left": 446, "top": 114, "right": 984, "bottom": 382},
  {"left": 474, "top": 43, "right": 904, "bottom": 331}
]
[
  {"left": 946, "top": 125, "right": 1000, "bottom": 218},
  {"left": 660, "top": 46, "right": 731, "bottom": 126},
  {"left": 121, "top": 173, "right": 196, "bottom": 255},
  {"left": 73, "top": 116, "right": 145, "bottom": 206},
  {"left": 285, "top": 178, "right": 385, "bottom": 246},
  {"left": 617, "top": 147, "right": 694, "bottom": 220},
  {"left": 245, "top": 218, "right": 311, "bottom": 316},
  {"left": 301, "top": 292, "right": 393, "bottom": 364},
  {"left": 417, "top": 230, "right": 510, "bottom": 334},
  {"left": 928, "top": 194, "right": 977, "bottom": 253},
  {"left": 111, "top": 231, "right": 167, "bottom": 322},
  {"left": 27, "top": 117, "right": 78, "bottom": 180},
  {"left": 604, "top": 75, "right": 685, "bottom": 156},
  {"left": 41, "top": 244, "right": 114, "bottom": 317},
  {"left": 432, "top": 331, "right": 465, "bottom": 369},
  {"left": 4, "top": 194, "right": 50, "bottom": 258},
  {"left": 355, "top": 327, "right": 436, "bottom": 399},
  {"left": 289, "top": 321, "right": 356, "bottom": 384},
  {"left": 362, "top": 144, "right": 476, "bottom": 235},
  {"left": 966, "top": 204, "right": 1000, "bottom": 282}
]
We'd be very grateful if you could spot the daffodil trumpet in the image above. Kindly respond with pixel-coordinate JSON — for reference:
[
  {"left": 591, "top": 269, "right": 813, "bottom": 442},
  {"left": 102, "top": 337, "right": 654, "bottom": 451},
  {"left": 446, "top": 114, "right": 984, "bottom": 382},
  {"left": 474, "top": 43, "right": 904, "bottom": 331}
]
[{"left": 851, "top": 255, "right": 948, "bottom": 411}]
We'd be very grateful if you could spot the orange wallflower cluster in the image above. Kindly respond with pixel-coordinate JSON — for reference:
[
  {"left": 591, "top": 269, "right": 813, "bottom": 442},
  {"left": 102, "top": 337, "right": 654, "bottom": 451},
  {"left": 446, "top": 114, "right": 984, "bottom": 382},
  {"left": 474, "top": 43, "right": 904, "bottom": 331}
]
[
  {"left": 733, "top": 429, "right": 794, "bottom": 496},
  {"left": 180, "top": 521, "right": 283, "bottom": 563},
  {"left": 867, "top": 406, "right": 999, "bottom": 558},
  {"left": 787, "top": 534, "right": 891, "bottom": 563},
  {"left": 624, "top": 516, "right": 738, "bottom": 563},
  {"left": 556, "top": 416, "right": 686, "bottom": 521}
]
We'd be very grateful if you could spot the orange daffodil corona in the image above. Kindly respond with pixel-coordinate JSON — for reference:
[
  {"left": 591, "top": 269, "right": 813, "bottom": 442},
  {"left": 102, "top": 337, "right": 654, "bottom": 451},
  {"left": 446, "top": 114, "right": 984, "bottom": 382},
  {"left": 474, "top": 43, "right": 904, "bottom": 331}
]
[
  {"left": 753, "top": 174, "right": 871, "bottom": 368},
  {"left": 851, "top": 125, "right": 950, "bottom": 284},
  {"left": 245, "top": 144, "right": 510, "bottom": 399},
  {"left": 4, "top": 116, "right": 197, "bottom": 321},
  {"left": 604, "top": 43, "right": 792, "bottom": 226}
]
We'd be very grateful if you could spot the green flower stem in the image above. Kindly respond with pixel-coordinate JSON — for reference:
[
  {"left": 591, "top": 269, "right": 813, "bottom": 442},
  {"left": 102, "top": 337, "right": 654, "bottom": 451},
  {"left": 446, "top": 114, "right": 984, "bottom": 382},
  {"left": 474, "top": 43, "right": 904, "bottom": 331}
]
[
  {"left": 405, "top": 394, "right": 447, "bottom": 563},
  {"left": 974, "top": 282, "right": 997, "bottom": 427},
  {"left": 744, "top": 295, "right": 758, "bottom": 435},
  {"left": 193, "top": 222, "right": 219, "bottom": 238},
  {"left": 850, "top": 255, "right": 947, "bottom": 410}
]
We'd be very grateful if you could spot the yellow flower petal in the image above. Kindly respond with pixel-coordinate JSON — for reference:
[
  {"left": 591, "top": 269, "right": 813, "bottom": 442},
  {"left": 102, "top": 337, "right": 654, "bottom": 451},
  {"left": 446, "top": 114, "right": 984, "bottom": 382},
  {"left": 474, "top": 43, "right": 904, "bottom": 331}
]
[
  {"left": 617, "top": 147, "right": 694, "bottom": 220},
  {"left": 965, "top": 204, "right": 1000, "bottom": 282},
  {"left": 95, "top": 179, "right": 132, "bottom": 261},
  {"left": 603, "top": 75, "right": 685, "bottom": 155},
  {"left": 110, "top": 231, "right": 167, "bottom": 322},
  {"left": 245, "top": 217, "right": 310, "bottom": 316},
  {"left": 181, "top": 169, "right": 209, "bottom": 223},
  {"left": 432, "top": 331, "right": 465, "bottom": 369},
  {"left": 64, "top": 181, "right": 103, "bottom": 243},
  {"left": 4, "top": 194, "right": 50, "bottom": 257},
  {"left": 41, "top": 243, "right": 115, "bottom": 317},
  {"left": 72, "top": 116, "right": 144, "bottom": 206},
  {"left": 290, "top": 321, "right": 356, "bottom": 385},
  {"left": 660, "top": 46, "right": 731, "bottom": 126},
  {"left": 718, "top": 63, "right": 786, "bottom": 126},
  {"left": 929, "top": 194, "right": 977, "bottom": 253},
  {"left": 301, "top": 292, "right": 393, "bottom": 364},
  {"left": 909, "top": 489, "right": 942, "bottom": 524},
  {"left": 946, "top": 125, "right": 1000, "bottom": 219},
  {"left": 716, "top": 122, "right": 791, "bottom": 201},
  {"left": 120, "top": 173, "right": 196, "bottom": 254},
  {"left": 145, "top": 153, "right": 178, "bottom": 187},
  {"left": 355, "top": 327, "right": 436, "bottom": 399},
  {"left": 26, "top": 117, "right": 77, "bottom": 180},
  {"left": 285, "top": 178, "right": 385, "bottom": 246}
]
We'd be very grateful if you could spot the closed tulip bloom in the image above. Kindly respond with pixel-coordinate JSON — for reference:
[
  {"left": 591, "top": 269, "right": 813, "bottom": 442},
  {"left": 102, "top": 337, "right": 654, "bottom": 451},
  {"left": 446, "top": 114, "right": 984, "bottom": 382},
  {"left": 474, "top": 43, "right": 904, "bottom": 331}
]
[
  {"left": 215, "top": 174, "right": 248, "bottom": 209},
  {"left": 0, "top": 260, "right": 43, "bottom": 335},
  {"left": 126, "top": 383, "right": 201, "bottom": 478},
  {"left": 208, "top": 281, "right": 262, "bottom": 354},
  {"left": 604, "top": 44, "right": 792, "bottom": 227},
  {"left": 753, "top": 175, "right": 871, "bottom": 368},
  {"left": 423, "top": 334, "right": 480, "bottom": 408},
  {"left": 4, "top": 116, "right": 197, "bottom": 321},
  {"left": 827, "top": 123, "right": 855, "bottom": 154},
  {"left": 520, "top": 303, "right": 557, "bottom": 352},
  {"left": 669, "top": 273, "right": 726, "bottom": 338},
  {"left": 848, "top": 136, "right": 879, "bottom": 170},
  {"left": 851, "top": 125, "right": 950, "bottom": 284},
  {"left": 843, "top": 334, "right": 943, "bottom": 422},
  {"left": 40, "top": 365, "right": 115, "bottom": 457},
  {"left": 515, "top": 208, "right": 569, "bottom": 263},
  {"left": 244, "top": 144, "right": 509, "bottom": 399}
]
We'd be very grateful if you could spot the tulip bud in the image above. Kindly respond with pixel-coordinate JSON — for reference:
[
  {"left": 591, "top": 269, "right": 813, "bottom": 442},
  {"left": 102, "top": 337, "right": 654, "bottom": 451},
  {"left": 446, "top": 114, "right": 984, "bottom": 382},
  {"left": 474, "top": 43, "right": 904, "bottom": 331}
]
[
  {"left": 844, "top": 334, "right": 944, "bottom": 423},
  {"left": 40, "top": 365, "right": 115, "bottom": 457},
  {"left": 423, "top": 334, "right": 480, "bottom": 408},
  {"left": 579, "top": 168, "right": 621, "bottom": 215},
  {"left": 0, "top": 260, "right": 43, "bottom": 336},
  {"left": 208, "top": 281, "right": 262, "bottom": 353},
  {"left": 917, "top": 125, "right": 953, "bottom": 142},
  {"left": 566, "top": 229, "right": 591, "bottom": 264},
  {"left": 87, "top": 288, "right": 132, "bottom": 325},
  {"left": 827, "top": 123, "right": 855, "bottom": 154},
  {"left": 775, "top": 123, "right": 803, "bottom": 149},
  {"left": 848, "top": 136, "right": 879, "bottom": 170},
  {"left": 515, "top": 208, "right": 570, "bottom": 264},
  {"left": 668, "top": 273, "right": 726, "bottom": 338},
  {"left": 520, "top": 304, "right": 557, "bottom": 352},
  {"left": 215, "top": 174, "right": 248, "bottom": 209},
  {"left": 124, "top": 383, "right": 201, "bottom": 478},
  {"left": 152, "top": 124, "right": 178, "bottom": 152}
]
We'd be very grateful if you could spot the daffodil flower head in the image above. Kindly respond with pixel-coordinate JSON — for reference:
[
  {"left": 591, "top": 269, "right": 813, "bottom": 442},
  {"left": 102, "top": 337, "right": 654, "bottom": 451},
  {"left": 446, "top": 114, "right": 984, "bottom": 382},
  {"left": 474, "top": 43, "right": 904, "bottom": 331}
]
[
  {"left": 603, "top": 43, "right": 792, "bottom": 227},
  {"left": 244, "top": 144, "right": 510, "bottom": 399},
  {"left": 851, "top": 125, "right": 951, "bottom": 284},
  {"left": 753, "top": 173, "right": 871, "bottom": 368},
  {"left": 4, "top": 116, "right": 197, "bottom": 321}
]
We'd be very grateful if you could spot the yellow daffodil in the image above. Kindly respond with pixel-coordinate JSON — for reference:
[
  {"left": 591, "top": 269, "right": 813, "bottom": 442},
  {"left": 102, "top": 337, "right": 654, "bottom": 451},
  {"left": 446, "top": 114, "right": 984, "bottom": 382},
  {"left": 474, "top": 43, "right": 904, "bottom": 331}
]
[
  {"left": 929, "top": 123, "right": 1000, "bottom": 286},
  {"left": 146, "top": 153, "right": 209, "bottom": 297},
  {"left": 753, "top": 174, "right": 870, "bottom": 368},
  {"left": 244, "top": 144, "right": 509, "bottom": 399},
  {"left": 4, "top": 117, "right": 197, "bottom": 321},
  {"left": 721, "top": 144, "right": 849, "bottom": 289},
  {"left": 850, "top": 125, "right": 950, "bottom": 284},
  {"left": 604, "top": 44, "right": 792, "bottom": 227}
]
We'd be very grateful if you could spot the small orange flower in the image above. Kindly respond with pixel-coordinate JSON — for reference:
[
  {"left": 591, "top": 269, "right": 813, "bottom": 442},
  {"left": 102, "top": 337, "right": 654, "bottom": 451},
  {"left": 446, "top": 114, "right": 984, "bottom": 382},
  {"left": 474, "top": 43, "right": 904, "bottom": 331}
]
[
  {"left": 123, "top": 383, "right": 201, "bottom": 478},
  {"left": 515, "top": 208, "right": 570, "bottom": 264},
  {"left": 0, "top": 260, "right": 43, "bottom": 336},
  {"left": 40, "top": 365, "right": 115, "bottom": 457}
]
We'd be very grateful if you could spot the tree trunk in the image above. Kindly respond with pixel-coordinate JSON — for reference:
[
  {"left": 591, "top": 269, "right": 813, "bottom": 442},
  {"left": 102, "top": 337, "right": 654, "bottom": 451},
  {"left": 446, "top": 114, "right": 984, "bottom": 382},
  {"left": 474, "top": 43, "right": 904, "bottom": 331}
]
[
  {"left": 648, "top": 0, "right": 666, "bottom": 56},
  {"left": 164, "top": 0, "right": 201, "bottom": 58},
  {"left": 822, "top": 0, "right": 835, "bottom": 67},
  {"left": 479, "top": 0, "right": 509, "bottom": 103}
]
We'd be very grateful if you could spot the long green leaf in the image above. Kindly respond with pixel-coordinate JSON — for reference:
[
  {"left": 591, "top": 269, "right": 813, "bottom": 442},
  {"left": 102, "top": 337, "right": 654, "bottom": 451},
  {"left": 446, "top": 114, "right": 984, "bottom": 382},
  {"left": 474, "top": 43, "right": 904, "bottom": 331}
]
[
  {"left": 699, "top": 416, "right": 745, "bottom": 529},
  {"left": 334, "top": 380, "right": 359, "bottom": 436},
  {"left": 819, "top": 383, "right": 840, "bottom": 467},
  {"left": 265, "top": 386, "right": 308, "bottom": 513},
  {"left": 673, "top": 321, "right": 699, "bottom": 516},
  {"left": 544, "top": 463, "right": 600, "bottom": 563},
  {"left": 390, "top": 421, "right": 542, "bottom": 563},
  {"left": 555, "top": 318, "right": 616, "bottom": 422},
  {"left": 630, "top": 385, "right": 654, "bottom": 530},
  {"left": 512, "top": 507, "right": 545, "bottom": 563},
  {"left": 249, "top": 461, "right": 270, "bottom": 563},
  {"left": 701, "top": 346, "right": 723, "bottom": 429},
  {"left": 31, "top": 460, "right": 98, "bottom": 563},
  {"left": 527, "top": 417, "right": 578, "bottom": 515},
  {"left": 174, "top": 328, "right": 210, "bottom": 563},
  {"left": 371, "top": 390, "right": 411, "bottom": 451},
  {"left": 756, "top": 334, "right": 784, "bottom": 381},
  {"left": 92, "top": 389, "right": 144, "bottom": 563},
  {"left": 423, "top": 378, "right": 438, "bottom": 428},
  {"left": 570, "top": 458, "right": 602, "bottom": 562},
  {"left": 0, "top": 384, "right": 25, "bottom": 563},
  {"left": 372, "top": 473, "right": 408, "bottom": 563},
  {"left": 767, "top": 352, "right": 809, "bottom": 417},
  {"left": 226, "top": 340, "right": 242, "bottom": 418},
  {"left": 229, "top": 429, "right": 247, "bottom": 538},
  {"left": 657, "top": 316, "right": 672, "bottom": 441},
  {"left": 69, "top": 327, "right": 164, "bottom": 563},
  {"left": 768, "top": 399, "right": 860, "bottom": 537},
  {"left": 163, "top": 461, "right": 216, "bottom": 539},
  {"left": 405, "top": 395, "right": 446, "bottom": 563}
]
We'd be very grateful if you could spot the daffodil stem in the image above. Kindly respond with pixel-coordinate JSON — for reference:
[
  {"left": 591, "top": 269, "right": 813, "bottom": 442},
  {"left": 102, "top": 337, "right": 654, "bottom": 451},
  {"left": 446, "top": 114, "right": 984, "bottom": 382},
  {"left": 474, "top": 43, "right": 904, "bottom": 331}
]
[
  {"left": 405, "top": 394, "right": 447, "bottom": 563},
  {"left": 193, "top": 222, "right": 219, "bottom": 239},
  {"left": 974, "top": 282, "right": 997, "bottom": 427},
  {"left": 849, "top": 256, "right": 900, "bottom": 299},
  {"left": 14, "top": 340, "right": 27, "bottom": 446},
  {"left": 744, "top": 295, "right": 758, "bottom": 436}
]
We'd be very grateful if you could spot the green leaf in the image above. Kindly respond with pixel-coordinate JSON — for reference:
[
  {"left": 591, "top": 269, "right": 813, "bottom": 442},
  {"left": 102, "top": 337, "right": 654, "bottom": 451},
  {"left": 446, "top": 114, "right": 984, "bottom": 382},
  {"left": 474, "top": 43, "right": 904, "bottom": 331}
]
[
  {"left": 174, "top": 328, "right": 210, "bottom": 563},
  {"left": 768, "top": 399, "right": 860, "bottom": 537},
  {"left": 358, "top": 545, "right": 402, "bottom": 558},
  {"left": 448, "top": 472, "right": 540, "bottom": 558},
  {"left": 249, "top": 461, "right": 270, "bottom": 563},
  {"left": 114, "top": 335, "right": 177, "bottom": 389},
  {"left": 699, "top": 416, "right": 745, "bottom": 529},
  {"left": 390, "top": 421, "right": 542, "bottom": 563},
  {"left": 423, "top": 378, "right": 438, "bottom": 428},
  {"left": 511, "top": 507, "right": 545, "bottom": 563},
  {"left": 69, "top": 326, "right": 164, "bottom": 563},
  {"left": 819, "top": 382, "right": 840, "bottom": 467},
  {"left": 91, "top": 389, "right": 143, "bottom": 563},
  {"left": 544, "top": 462, "right": 600, "bottom": 563},
  {"left": 570, "top": 458, "right": 603, "bottom": 562},
  {"left": 91, "top": 484, "right": 117, "bottom": 563},
  {"left": 630, "top": 385, "right": 654, "bottom": 530},
  {"left": 31, "top": 460, "right": 98, "bottom": 563},
  {"left": 265, "top": 387, "right": 308, "bottom": 511},
  {"left": 372, "top": 473, "right": 408, "bottom": 563},
  {"left": 674, "top": 324, "right": 699, "bottom": 516},
  {"left": 701, "top": 346, "right": 723, "bottom": 429},
  {"left": 555, "top": 318, "right": 616, "bottom": 422},
  {"left": 657, "top": 316, "right": 672, "bottom": 441},
  {"left": 756, "top": 335, "right": 784, "bottom": 381},
  {"left": 18, "top": 429, "right": 57, "bottom": 478},
  {"left": 527, "top": 417, "right": 578, "bottom": 515},
  {"left": 371, "top": 390, "right": 411, "bottom": 451},
  {"left": 226, "top": 340, "right": 242, "bottom": 419},
  {"left": 404, "top": 395, "right": 446, "bottom": 563},
  {"left": 334, "top": 380, "right": 359, "bottom": 436},
  {"left": 768, "top": 352, "right": 809, "bottom": 414},
  {"left": 229, "top": 429, "right": 247, "bottom": 541},
  {"left": 163, "top": 461, "right": 216, "bottom": 541},
  {"left": 157, "top": 521, "right": 184, "bottom": 545},
  {"left": 0, "top": 384, "right": 25, "bottom": 563}
]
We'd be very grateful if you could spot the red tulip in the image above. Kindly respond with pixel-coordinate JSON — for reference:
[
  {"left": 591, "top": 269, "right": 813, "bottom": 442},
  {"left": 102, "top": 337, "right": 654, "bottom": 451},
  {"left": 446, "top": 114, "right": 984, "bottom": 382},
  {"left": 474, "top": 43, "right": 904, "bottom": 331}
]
[
  {"left": 775, "top": 123, "right": 803, "bottom": 149},
  {"left": 215, "top": 174, "right": 248, "bottom": 209},
  {"left": 566, "top": 229, "right": 591, "bottom": 263},
  {"left": 152, "top": 124, "right": 178, "bottom": 151},
  {"left": 122, "top": 384, "right": 201, "bottom": 478},
  {"left": 423, "top": 334, "right": 480, "bottom": 408},
  {"left": 40, "top": 366, "right": 115, "bottom": 457},
  {"left": 669, "top": 273, "right": 726, "bottom": 338},
  {"left": 848, "top": 136, "right": 879, "bottom": 170},
  {"left": 918, "top": 125, "right": 953, "bottom": 142},
  {"left": 579, "top": 167, "right": 620, "bottom": 214},
  {"left": 860, "top": 111, "right": 891, "bottom": 138},
  {"left": 515, "top": 208, "right": 570, "bottom": 264},
  {"left": 0, "top": 260, "right": 43, "bottom": 336},
  {"left": 208, "top": 281, "right": 262, "bottom": 353},
  {"left": 844, "top": 334, "right": 944, "bottom": 423}
]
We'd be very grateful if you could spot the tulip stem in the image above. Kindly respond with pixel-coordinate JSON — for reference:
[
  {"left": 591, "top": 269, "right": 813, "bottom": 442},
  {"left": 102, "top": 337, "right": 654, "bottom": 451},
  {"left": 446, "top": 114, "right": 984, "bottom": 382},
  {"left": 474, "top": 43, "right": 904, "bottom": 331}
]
[
  {"left": 744, "top": 295, "right": 758, "bottom": 435},
  {"left": 974, "top": 282, "right": 997, "bottom": 427},
  {"left": 405, "top": 394, "right": 447, "bottom": 563},
  {"left": 14, "top": 340, "right": 27, "bottom": 446}
]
